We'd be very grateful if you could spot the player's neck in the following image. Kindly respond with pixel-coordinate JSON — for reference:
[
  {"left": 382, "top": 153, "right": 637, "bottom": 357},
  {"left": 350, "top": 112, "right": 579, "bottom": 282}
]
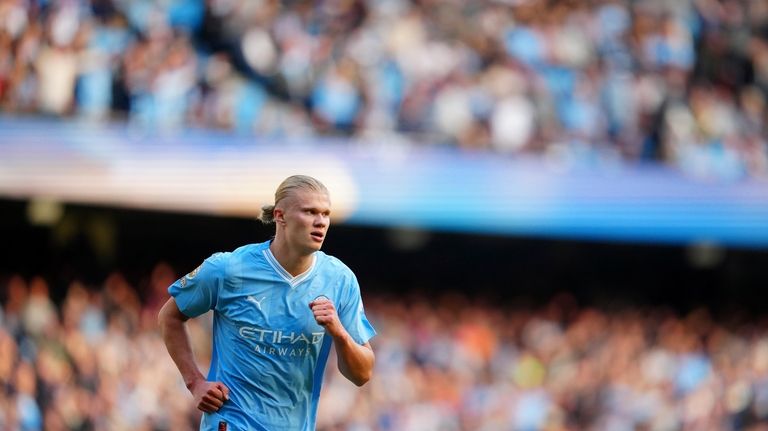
[{"left": 269, "top": 238, "right": 314, "bottom": 277}]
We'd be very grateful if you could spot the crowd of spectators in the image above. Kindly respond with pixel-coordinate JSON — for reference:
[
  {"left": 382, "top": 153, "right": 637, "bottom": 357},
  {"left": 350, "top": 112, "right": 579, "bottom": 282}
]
[
  {"left": 0, "top": 0, "right": 767, "bottom": 179},
  {"left": 2, "top": 265, "right": 768, "bottom": 430}
]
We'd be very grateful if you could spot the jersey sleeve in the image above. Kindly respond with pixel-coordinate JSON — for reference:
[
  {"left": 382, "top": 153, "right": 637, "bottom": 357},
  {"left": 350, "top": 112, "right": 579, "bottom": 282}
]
[
  {"left": 168, "top": 252, "right": 228, "bottom": 318},
  {"left": 338, "top": 272, "right": 376, "bottom": 345}
]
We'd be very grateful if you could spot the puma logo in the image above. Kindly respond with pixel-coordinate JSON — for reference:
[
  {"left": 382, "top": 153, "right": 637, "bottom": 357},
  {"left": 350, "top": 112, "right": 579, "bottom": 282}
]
[{"left": 246, "top": 295, "right": 267, "bottom": 310}]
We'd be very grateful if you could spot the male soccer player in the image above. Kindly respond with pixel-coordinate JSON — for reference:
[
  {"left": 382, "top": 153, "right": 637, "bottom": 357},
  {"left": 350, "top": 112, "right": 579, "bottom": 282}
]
[{"left": 158, "top": 175, "right": 376, "bottom": 430}]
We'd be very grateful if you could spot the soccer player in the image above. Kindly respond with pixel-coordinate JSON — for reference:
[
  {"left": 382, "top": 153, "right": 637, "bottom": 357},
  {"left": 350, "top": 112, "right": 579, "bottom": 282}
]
[{"left": 158, "top": 175, "right": 376, "bottom": 430}]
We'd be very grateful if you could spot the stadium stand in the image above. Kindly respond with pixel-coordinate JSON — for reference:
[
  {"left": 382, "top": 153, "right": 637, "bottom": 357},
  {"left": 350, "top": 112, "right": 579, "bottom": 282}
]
[
  {"left": 3, "top": 266, "right": 768, "bottom": 430},
  {"left": 0, "top": 0, "right": 766, "bottom": 179}
]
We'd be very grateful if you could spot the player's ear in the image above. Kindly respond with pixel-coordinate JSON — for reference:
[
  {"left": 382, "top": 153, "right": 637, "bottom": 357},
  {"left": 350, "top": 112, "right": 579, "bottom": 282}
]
[{"left": 274, "top": 207, "right": 286, "bottom": 225}]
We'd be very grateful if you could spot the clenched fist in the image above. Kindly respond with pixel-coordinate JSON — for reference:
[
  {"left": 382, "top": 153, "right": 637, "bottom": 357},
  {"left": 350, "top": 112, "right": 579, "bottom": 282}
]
[
  {"left": 189, "top": 380, "right": 229, "bottom": 412},
  {"left": 309, "top": 297, "right": 344, "bottom": 337}
]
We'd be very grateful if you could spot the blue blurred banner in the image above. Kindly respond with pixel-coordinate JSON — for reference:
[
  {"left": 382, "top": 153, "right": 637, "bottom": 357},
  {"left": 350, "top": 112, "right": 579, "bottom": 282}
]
[{"left": 1, "top": 117, "right": 767, "bottom": 247}]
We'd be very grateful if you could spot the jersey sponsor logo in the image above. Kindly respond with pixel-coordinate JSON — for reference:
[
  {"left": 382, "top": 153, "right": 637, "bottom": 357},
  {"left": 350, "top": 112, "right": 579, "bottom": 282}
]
[
  {"left": 238, "top": 327, "right": 325, "bottom": 357},
  {"left": 252, "top": 344, "right": 314, "bottom": 357},
  {"left": 238, "top": 327, "right": 324, "bottom": 344}
]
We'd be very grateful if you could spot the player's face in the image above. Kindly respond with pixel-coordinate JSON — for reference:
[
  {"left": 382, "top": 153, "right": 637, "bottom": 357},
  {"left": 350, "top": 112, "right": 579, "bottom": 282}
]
[{"left": 281, "top": 189, "right": 331, "bottom": 254}]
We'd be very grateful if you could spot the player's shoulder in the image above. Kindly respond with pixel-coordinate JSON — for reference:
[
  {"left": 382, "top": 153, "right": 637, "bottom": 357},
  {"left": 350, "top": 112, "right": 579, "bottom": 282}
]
[
  {"left": 204, "top": 242, "right": 267, "bottom": 266},
  {"left": 230, "top": 241, "right": 268, "bottom": 257},
  {"left": 317, "top": 251, "right": 355, "bottom": 277},
  {"left": 199, "top": 251, "right": 227, "bottom": 268}
]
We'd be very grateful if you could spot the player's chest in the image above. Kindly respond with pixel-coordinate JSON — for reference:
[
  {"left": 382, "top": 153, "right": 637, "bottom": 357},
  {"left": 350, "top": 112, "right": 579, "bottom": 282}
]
[{"left": 218, "top": 276, "right": 330, "bottom": 332}]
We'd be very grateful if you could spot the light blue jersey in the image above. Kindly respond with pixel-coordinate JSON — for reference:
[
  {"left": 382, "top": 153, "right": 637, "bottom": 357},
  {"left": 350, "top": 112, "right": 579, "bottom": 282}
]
[{"left": 168, "top": 241, "right": 376, "bottom": 431}]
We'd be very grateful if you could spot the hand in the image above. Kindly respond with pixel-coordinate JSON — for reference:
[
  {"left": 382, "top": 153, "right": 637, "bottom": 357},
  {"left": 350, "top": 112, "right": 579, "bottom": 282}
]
[
  {"left": 309, "top": 297, "right": 343, "bottom": 337},
  {"left": 189, "top": 380, "right": 229, "bottom": 413}
]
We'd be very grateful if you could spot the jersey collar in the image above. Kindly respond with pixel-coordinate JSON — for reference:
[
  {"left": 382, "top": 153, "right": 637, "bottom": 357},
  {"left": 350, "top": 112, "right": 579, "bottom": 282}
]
[{"left": 262, "top": 247, "right": 317, "bottom": 288}]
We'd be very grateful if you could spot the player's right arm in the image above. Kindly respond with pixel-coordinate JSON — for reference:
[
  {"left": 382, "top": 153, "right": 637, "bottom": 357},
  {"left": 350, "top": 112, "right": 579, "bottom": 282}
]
[
  {"left": 158, "top": 298, "right": 229, "bottom": 412},
  {"left": 158, "top": 254, "right": 230, "bottom": 412}
]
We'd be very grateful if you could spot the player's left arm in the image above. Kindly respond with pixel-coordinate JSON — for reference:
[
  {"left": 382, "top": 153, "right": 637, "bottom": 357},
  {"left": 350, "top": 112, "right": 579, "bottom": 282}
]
[{"left": 309, "top": 298, "right": 374, "bottom": 386}]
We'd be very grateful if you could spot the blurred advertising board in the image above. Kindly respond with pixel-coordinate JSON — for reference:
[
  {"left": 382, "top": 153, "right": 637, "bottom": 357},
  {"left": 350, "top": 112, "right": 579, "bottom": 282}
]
[{"left": 1, "top": 117, "right": 767, "bottom": 247}]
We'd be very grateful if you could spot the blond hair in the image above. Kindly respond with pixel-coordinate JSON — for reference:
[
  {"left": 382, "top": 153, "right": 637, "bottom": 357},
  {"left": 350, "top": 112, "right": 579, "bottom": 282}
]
[{"left": 259, "top": 175, "right": 329, "bottom": 224}]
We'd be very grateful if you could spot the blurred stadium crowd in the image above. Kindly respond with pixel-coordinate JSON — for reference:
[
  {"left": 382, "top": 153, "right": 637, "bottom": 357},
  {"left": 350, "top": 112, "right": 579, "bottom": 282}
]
[
  {"left": 0, "top": 0, "right": 767, "bottom": 179},
  {"left": 2, "top": 266, "right": 768, "bottom": 430}
]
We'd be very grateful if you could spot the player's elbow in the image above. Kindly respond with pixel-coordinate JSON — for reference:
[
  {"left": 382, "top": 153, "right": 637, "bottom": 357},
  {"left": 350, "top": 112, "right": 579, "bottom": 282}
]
[
  {"left": 348, "top": 357, "right": 374, "bottom": 386},
  {"left": 339, "top": 343, "right": 374, "bottom": 386},
  {"left": 339, "top": 361, "right": 373, "bottom": 386},
  {"left": 350, "top": 369, "right": 372, "bottom": 387}
]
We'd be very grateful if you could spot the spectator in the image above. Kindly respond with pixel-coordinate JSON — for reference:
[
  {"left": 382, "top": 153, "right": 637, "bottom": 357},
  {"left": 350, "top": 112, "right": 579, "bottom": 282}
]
[{"left": 0, "top": 0, "right": 765, "bottom": 180}]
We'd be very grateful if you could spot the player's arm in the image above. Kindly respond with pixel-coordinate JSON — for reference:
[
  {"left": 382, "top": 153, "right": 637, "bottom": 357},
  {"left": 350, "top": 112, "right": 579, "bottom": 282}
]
[
  {"left": 309, "top": 298, "right": 374, "bottom": 386},
  {"left": 158, "top": 297, "right": 229, "bottom": 411},
  {"left": 335, "top": 336, "right": 374, "bottom": 387}
]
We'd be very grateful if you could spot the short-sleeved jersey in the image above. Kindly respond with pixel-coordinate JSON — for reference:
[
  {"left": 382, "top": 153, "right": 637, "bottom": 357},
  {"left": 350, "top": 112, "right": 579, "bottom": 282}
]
[{"left": 168, "top": 241, "right": 376, "bottom": 431}]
